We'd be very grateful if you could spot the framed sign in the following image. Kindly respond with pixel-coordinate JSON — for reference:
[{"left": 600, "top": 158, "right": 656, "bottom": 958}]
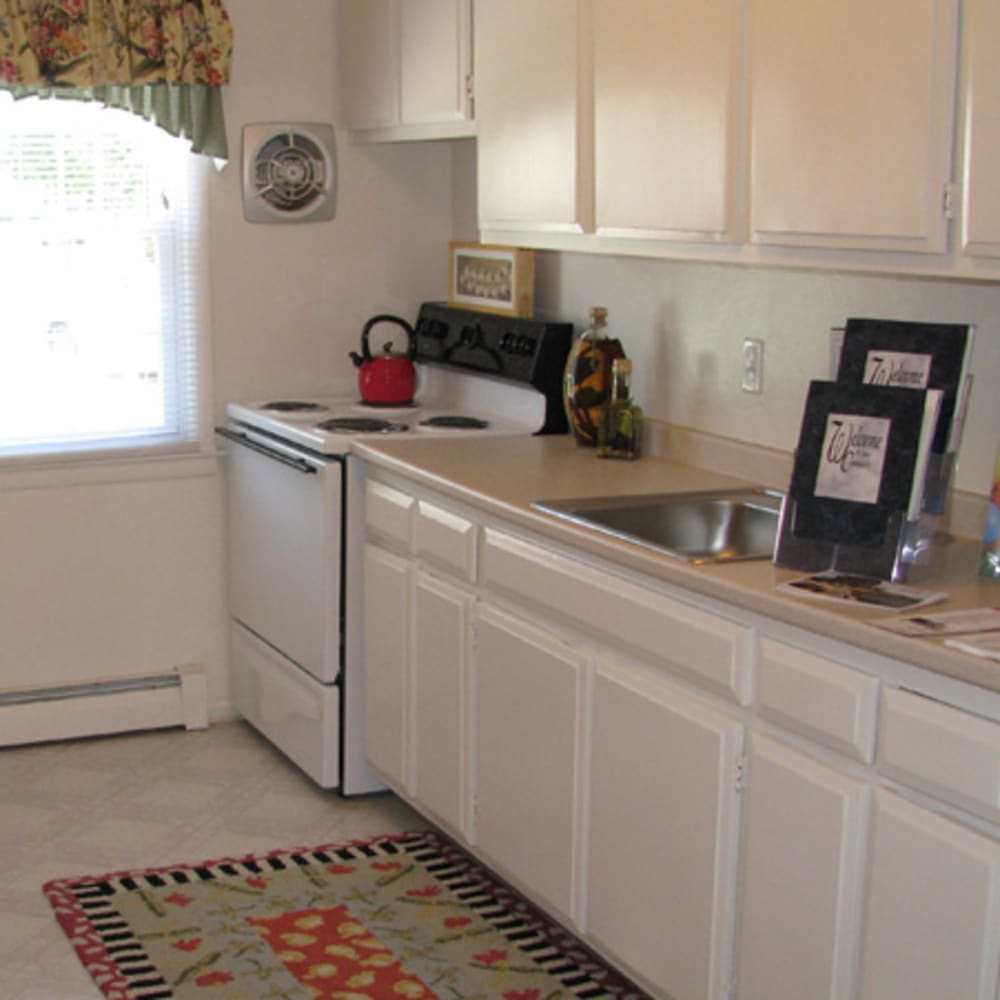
[{"left": 448, "top": 242, "right": 534, "bottom": 317}]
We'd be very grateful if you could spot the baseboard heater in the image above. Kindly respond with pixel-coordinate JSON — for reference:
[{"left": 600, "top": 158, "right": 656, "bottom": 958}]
[{"left": 0, "top": 664, "right": 208, "bottom": 747}]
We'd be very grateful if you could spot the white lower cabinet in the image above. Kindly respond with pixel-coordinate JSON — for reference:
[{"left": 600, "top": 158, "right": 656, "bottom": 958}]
[
  {"left": 363, "top": 546, "right": 470, "bottom": 836},
  {"left": 363, "top": 543, "right": 411, "bottom": 790},
  {"left": 411, "top": 569, "right": 470, "bottom": 833},
  {"left": 362, "top": 471, "right": 1000, "bottom": 1000},
  {"left": 586, "top": 657, "right": 743, "bottom": 1000},
  {"left": 857, "top": 790, "right": 1000, "bottom": 1000},
  {"left": 736, "top": 735, "right": 870, "bottom": 999},
  {"left": 470, "top": 603, "right": 583, "bottom": 921}
]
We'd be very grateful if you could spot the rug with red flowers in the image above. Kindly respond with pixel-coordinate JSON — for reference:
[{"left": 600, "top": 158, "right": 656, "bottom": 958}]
[{"left": 44, "top": 830, "right": 648, "bottom": 1000}]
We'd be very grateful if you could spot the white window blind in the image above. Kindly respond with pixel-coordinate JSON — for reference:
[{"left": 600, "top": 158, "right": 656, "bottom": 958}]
[{"left": 0, "top": 95, "right": 204, "bottom": 459}]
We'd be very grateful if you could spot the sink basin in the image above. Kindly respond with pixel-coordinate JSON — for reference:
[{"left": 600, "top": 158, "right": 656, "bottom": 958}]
[{"left": 531, "top": 487, "right": 783, "bottom": 564}]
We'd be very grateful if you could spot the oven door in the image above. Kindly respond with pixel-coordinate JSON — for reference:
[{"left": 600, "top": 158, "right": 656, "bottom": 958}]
[{"left": 222, "top": 425, "right": 343, "bottom": 684}]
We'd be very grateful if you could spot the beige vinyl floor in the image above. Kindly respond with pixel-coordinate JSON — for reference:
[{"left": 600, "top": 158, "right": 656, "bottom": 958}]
[{"left": 0, "top": 720, "right": 426, "bottom": 999}]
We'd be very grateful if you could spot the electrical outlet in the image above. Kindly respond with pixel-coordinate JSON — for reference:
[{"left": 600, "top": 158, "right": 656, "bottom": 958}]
[{"left": 742, "top": 337, "right": 763, "bottom": 393}]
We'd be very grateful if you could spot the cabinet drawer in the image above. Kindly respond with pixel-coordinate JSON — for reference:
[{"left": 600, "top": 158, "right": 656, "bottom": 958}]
[
  {"left": 757, "top": 638, "right": 879, "bottom": 763},
  {"left": 230, "top": 622, "right": 340, "bottom": 789},
  {"left": 365, "top": 481, "right": 415, "bottom": 546},
  {"left": 879, "top": 686, "right": 1000, "bottom": 823},
  {"left": 482, "top": 528, "right": 750, "bottom": 702},
  {"left": 414, "top": 500, "right": 476, "bottom": 580}
]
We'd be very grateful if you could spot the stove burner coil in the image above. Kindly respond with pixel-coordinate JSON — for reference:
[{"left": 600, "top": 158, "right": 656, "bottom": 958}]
[
  {"left": 315, "top": 417, "right": 410, "bottom": 434},
  {"left": 419, "top": 415, "right": 490, "bottom": 429},
  {"left": 262, "top": 400, "right": 326, "bottom": 412}
]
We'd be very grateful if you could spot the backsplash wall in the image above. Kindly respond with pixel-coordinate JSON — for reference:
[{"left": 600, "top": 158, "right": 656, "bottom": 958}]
[{"left": 532, "top": 252, "right": 1000, "bottom": 500}]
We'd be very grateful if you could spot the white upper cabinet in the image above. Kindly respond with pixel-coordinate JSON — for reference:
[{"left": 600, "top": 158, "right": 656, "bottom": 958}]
[
  {"left": 592, "top": 0, "right": 741, "bottom": 243},
  {"left": 474, "top": 0, "right": 592, "bottom": 233},
  {"left": 961, "top": 0, "right": 1000, "bottom": 257},
  {"left": 747, "top": 0, "right": 959, "bottom": 253},
  {"left": 470, "top": 0, "right": 1000, "bottom": 275},
  {"left": 340, "top": 0, "right": 474, "bottom": 140}
]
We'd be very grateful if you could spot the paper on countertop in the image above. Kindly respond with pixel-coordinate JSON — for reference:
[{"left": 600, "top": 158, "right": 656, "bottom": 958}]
[
  {"left": 874, "top": 606, "right": 1000, "bottom": 637},
  {"left": 944, "top": 632, "right": 1000, "bottom": 661},
  {"left": 778, "top": 572, "right": 947, "bottom": 611}
]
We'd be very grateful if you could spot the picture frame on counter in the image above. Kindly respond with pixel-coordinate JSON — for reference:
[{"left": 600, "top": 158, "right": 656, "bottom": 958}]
[{"left": 448, "top": 241, "right": 534, "bottom": 318}]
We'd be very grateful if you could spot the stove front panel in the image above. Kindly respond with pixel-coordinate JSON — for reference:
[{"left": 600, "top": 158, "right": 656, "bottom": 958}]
[{"left": 225, "top": 431, "right": 343, "bottom": 684}]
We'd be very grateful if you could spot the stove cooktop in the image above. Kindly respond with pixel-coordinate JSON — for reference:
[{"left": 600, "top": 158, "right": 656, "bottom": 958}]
[
  {"left": 227, "top": 385, "right": 540, "bottom": 455},
  {"left": 224, "top": 302, "right": 574, "bottom": 455}
]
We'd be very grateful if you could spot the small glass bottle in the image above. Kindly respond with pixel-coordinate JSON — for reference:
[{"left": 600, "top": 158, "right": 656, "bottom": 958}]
[
  {"left": 598, "top": 358, "right": 643, "bottom": 460},
  {"left": 563, "top": 306, "right": 625, "bottom": 447}
]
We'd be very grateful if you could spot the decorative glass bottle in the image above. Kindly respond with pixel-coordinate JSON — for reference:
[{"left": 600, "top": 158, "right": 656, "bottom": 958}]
[
  {"left": 563, "top": 306, "right": 625, "bottom": 447},
  {"left": 598, "top": 358, "right": 643, "bottom": 460}
]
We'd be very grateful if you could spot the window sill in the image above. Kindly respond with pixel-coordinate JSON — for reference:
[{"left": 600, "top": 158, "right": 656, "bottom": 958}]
[{"left": 0, "top": 447, "right": 221, "bottom": 493}]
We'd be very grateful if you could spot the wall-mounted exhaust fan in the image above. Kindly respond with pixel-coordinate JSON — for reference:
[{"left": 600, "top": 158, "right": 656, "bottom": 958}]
[{"left": 241, "top": 122, "right": 337, "bottom": 224}]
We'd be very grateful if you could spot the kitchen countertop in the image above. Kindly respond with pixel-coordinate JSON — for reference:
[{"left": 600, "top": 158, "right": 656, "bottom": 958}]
[{"left": 354, "top": 434, "right": 1000, "bottom": 695}]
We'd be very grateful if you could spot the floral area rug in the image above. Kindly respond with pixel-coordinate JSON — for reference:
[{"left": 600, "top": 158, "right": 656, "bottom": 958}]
[{"left": 44, "top": 830, "right": 649, "bottom": 1000}]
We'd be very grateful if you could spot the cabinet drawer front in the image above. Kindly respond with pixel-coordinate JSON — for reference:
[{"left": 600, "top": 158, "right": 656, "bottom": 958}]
[
  {"left": 757, "top": 638, "right": 879, "bottom": 762},
  {"left": 482, "top": 528, "right": 750, "bottom": 702},
  {"left": 414, "top": 500, "right": 476, "bottom": 580},
  {"left": 879, "top": 686, "right": 1000, "bottom": 823},
  {"left": 230, "top": 622, "right": 340, "bottom": 789},
  {"left": 365, "top": 481, "right": 415, "bottom": 546}
]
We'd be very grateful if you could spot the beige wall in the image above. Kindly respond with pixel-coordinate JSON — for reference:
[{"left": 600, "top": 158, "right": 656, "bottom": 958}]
[
  {"left": 209, "top": 0, "right": 456, "bottom": 410},
  {"left": 0, "top": 0, "right": 458, "bottom": 716}
]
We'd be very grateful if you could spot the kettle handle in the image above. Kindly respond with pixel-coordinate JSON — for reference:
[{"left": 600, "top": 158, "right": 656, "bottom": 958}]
[{"left": 360, "top": 314, "right": 417, "bottom": 362}]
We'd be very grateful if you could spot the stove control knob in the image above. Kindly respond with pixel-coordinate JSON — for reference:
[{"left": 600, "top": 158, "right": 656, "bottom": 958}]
[
  {"left": 515, "top": 335, "right": 536, "bottom": 356},
  {"left": 420, "top": 319, "right": 448, "bottom": 340},
  {"left": 500, "top": 331, "right": 517, "bottom": 352},
  {"left": 460, "top": 323, "right": 482, "bottom": 346}
]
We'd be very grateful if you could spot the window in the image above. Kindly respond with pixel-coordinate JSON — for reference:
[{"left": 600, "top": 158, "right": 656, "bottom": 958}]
[{"left": 0, "top": 95, "right": 205, "bottom": 459}]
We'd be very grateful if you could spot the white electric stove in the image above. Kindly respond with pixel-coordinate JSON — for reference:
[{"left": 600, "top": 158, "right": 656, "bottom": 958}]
[{"left": 218, "top": 302, "right": 572, "bottom": 793}]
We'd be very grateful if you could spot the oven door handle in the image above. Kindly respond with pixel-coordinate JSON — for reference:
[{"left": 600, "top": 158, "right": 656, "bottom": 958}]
[{"left": 215, "top": 426, "right": 320, "bottom": 475}]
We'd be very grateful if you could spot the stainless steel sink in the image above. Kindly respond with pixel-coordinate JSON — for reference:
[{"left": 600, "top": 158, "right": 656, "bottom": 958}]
[{"left": 531, "top": 487, "right": 783, "bottom": 564}]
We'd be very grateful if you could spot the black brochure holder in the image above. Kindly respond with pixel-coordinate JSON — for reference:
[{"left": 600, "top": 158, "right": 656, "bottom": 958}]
[{"left": 774, "top": 315, "right": 975, "bottom": 584}]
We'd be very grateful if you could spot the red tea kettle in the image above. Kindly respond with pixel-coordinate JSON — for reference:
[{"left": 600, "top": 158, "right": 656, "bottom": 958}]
[{"left": 349, "top": 314, "right": 418, "bottom": 406}]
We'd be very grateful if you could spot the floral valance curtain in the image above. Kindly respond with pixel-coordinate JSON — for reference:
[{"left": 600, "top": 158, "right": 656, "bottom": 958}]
[{"left": 0, "top": 0, "right": 233, "bottom": 158}]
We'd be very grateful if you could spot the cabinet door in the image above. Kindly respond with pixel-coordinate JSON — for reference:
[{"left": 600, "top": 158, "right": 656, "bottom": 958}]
[
  {"left": 399, "top": 0, "right": 472, "bottom": 126},
  {"left": 475, "top": 0, "right": 591, "bottom": 233},
  {"left": 341, "top": 0, "right": 473, "bottom": 135},
  {"left": 411, "top": 570, "right": 470, "bottom": 834},
  {"left": 593, "top": 0, "right": 741, "bottom": 243},
  {"left": 736, "top": 736, "right": 870, "bottom": 1000},
  {"left": 363, "top": 543, "right": 410, "bottom": 788},
  {"left": 341, "top": 0, "right": 400, "bottom": 130},
  {"left": 586, "top": 658, "right": 743, "bottom": 1000},
  {"left": 748, "top": 0, "right": 958, "bottom": 252},
  {"left": 472, "top": 603, "right": 583, "bottom": 920},
  {"left": 858, "top": 790, "right": 1000, "bottom": 1000},
  {"left": 961, "top": 0, "right": 1000, "bottom": 256}
]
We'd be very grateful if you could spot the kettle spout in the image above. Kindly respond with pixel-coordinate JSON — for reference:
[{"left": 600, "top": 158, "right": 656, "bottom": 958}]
[{"left": 349, "top": 351, "right": 364, "bottom": 368}]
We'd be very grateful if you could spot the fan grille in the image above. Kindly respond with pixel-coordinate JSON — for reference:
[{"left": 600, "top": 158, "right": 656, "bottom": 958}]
[
  {"left": 253, "top": 132, "right": 327, "bottom": 211},
  {"left": 242, "top": 123, "right": 337, "bottom": 223}
]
